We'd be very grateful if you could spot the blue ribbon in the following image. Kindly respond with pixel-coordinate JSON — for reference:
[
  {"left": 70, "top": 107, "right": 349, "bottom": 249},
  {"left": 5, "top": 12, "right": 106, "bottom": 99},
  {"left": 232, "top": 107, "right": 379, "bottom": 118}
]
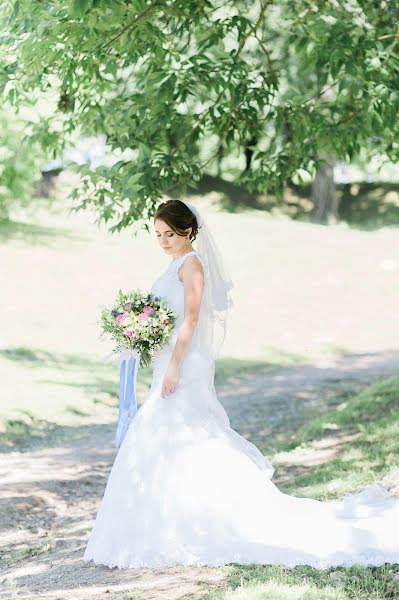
[{"left": 114, "top": 352, "right": 139, "bottom": 449}]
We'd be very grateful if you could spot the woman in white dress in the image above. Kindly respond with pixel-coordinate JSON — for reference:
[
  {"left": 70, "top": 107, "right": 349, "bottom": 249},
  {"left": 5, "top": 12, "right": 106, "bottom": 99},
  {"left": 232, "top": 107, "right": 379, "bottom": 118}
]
[{"left": 83, "top": 199, "right": 399, "bottom": 569}]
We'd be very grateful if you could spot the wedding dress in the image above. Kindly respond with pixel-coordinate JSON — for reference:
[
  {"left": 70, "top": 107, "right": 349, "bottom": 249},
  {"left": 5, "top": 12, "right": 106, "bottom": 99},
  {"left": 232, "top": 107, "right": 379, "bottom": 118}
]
[{"left": 83, "top": 250, "right": 399, "bottom": 569}]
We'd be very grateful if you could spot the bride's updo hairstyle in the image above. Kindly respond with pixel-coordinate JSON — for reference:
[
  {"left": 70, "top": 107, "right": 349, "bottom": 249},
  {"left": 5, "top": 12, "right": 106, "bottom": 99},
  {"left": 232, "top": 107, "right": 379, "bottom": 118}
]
[{"left": 154, "top": 199, "right": 199, "bottom": 243}]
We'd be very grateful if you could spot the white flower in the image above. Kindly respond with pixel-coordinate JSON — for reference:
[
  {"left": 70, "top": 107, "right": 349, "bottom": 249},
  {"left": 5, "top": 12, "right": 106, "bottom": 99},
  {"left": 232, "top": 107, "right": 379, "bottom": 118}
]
[{"left": 320, "top": 14, "right": 337, "bottom": 25}]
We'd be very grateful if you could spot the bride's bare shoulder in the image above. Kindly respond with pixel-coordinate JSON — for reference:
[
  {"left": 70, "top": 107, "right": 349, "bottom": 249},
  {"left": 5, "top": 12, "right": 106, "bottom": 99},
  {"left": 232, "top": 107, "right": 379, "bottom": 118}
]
[{"left": 178, "top": 254, "right": 204, "bottom": 282}]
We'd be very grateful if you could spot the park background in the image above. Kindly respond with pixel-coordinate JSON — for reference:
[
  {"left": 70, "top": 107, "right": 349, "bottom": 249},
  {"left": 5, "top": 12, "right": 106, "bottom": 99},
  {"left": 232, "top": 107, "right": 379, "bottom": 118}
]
[{"left": 1, "top": 1, "right": 399, "bottom": 599}]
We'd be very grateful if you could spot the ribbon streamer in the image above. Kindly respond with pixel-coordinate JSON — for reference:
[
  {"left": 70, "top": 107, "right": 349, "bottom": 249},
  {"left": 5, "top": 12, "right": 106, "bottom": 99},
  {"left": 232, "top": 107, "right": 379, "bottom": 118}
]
[{"left": 102, "top": 348, "right": 141, "bottom": 449}]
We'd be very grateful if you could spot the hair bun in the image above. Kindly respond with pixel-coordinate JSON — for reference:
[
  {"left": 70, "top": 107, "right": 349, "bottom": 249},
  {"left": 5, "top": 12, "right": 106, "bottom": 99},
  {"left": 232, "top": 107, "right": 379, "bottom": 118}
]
[{"left": 154, "top": 199, "right": 199, "bottom": 242}]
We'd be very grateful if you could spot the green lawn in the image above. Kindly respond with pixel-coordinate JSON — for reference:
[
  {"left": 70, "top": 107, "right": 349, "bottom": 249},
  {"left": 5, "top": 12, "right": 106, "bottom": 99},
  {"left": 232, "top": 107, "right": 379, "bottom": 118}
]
[{"left": 272, "top": 375, "right": 399, "bottom": 500}]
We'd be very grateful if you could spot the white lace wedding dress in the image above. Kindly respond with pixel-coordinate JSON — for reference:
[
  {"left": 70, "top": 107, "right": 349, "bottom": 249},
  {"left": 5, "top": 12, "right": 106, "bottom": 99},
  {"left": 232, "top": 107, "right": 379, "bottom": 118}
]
[{"left": 83, "top": 250, "right": 399, "bottom": 569}]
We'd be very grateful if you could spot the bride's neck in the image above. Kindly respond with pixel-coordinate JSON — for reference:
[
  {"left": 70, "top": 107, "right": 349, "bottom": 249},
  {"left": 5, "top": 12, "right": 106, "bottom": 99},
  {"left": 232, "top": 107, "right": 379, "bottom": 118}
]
[{"left": 172, "top": 245, "right": 194, "bottom": 260}]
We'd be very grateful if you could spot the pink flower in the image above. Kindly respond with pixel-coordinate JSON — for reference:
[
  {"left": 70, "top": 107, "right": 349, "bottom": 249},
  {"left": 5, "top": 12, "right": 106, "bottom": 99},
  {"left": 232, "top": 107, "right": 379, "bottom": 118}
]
[
  {"left": 137, "top": 312, "right": 148, "bottom": 322},
  {"left": 124, "top": 328, "right": 133, "bottom": 337},
  {"left": 143, "top": 305, "right": 154, "bottom": 314},
  {"left": 116, "top": 313, "right": 128, "bottom": 324}
]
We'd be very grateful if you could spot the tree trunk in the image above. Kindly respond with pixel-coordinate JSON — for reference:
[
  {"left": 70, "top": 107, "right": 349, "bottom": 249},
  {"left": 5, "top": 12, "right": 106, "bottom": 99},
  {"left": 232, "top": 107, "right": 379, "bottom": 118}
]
[
  {"left": 244, "top": 136, "right": 258, "bottom": 172},
  {"left": 311, "top": 154, "right": 337, "bottom": 224},
  {"left": 216, "top": 144, "right": 224, "bottom": 178}
]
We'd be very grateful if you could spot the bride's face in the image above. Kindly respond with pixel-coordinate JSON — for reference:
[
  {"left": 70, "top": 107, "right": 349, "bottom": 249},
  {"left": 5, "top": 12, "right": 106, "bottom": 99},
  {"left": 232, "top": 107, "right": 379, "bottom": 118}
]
[{"left": 154, "top": 219, "right": 191, "bottom": 256}]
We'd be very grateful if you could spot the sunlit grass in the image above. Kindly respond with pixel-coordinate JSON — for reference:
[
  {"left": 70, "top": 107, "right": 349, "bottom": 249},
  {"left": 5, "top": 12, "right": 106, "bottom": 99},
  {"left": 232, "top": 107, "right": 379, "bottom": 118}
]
[
  {"left": 204, "top": 581, "right": 346, "bottom": 599},
  {"left": 272, "top": 376, "right": 399, "bottom": 499},
  {"left": 201, "top": 559, "right": 399, "bottom": 600},
  {"left": 290, "top": 376, "right": 399, "bottom": 443}
]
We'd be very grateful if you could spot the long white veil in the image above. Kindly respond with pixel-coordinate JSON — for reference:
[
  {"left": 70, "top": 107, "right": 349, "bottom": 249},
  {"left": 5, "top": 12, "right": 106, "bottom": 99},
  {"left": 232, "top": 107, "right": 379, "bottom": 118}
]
[{"left": 182, "top": 201, "right": 234, "bottom": 360}]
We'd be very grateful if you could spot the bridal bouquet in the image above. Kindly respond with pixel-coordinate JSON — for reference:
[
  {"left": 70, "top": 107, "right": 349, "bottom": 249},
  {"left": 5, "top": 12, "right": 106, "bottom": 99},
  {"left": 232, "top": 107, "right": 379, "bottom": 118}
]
[
  {"left": 100, "top": 289, "right": 176, "bottom": 367},
  {"left": 99, "top": 289, "right": 176, "bottom": 449}
]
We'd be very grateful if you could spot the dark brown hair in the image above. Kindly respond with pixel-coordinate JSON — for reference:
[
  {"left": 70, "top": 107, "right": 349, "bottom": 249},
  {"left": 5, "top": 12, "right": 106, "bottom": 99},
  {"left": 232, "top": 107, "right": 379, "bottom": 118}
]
[{"left": 154, "top": 199, "right": 199, "bottom": 242}]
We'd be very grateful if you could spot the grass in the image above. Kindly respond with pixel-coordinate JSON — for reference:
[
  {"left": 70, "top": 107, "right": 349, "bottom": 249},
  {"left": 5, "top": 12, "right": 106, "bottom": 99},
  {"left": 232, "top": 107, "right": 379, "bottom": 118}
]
[
  {"left": 288, "top": 376, "right": 399, "bottom": 444},
  {"left": 0, "top": 344, "right": 153, "bottom": 450},
  {"left": 0, "top": 215, "right": 87, "bottom": 245},
  {"left": 201, "top": 563, "right": 399, "bottom": 600},
  {"left": 272, "top": 375, "right": 399, "bottom": 499},
  {"left": 214, "top": 351, "right": 307, "bottom": 386},
  {"left": 12, "top": 542, "right": 52, "bottom": 562},
  {"left": 1, "top": 413, "right": 59, "bottom": 447}
]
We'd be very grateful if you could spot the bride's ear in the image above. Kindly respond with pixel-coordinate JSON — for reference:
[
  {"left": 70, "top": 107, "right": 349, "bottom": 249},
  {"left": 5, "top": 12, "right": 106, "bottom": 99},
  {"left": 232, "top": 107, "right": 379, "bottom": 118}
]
[{"left": 186, "top": 227, "right": 192, "bottom": 239}]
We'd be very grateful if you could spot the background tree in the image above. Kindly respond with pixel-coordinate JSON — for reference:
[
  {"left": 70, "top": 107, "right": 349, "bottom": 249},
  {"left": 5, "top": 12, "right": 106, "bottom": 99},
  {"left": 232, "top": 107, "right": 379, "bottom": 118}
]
[
  {"left": 1, "top": 0, "right": 398, "bottom": 231},
  {"left": 0, "top": 103, "right": 46, "bottom": 221}
]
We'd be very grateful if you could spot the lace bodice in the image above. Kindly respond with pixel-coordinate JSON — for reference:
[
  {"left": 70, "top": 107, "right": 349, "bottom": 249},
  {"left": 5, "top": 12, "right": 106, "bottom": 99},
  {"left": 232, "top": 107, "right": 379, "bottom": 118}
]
[
  {"left": 149, "top": 250, "right": 212, "bottom": 386},
  {"left": 150, "top": 250, "right": 206, "bottom": 333}
]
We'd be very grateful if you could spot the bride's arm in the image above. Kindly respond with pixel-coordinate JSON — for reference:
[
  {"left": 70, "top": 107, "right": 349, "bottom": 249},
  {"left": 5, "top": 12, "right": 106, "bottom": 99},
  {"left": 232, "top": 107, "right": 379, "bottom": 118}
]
[{"left": 161, "top": 257, "right": 204, "bottom": 398}]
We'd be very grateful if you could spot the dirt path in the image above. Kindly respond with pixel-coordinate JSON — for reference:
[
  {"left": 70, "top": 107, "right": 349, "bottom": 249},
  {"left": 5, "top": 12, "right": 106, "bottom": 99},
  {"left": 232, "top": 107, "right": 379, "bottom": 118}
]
[{"left": 1, "top": 351, "right": 399, "bottom": 600}]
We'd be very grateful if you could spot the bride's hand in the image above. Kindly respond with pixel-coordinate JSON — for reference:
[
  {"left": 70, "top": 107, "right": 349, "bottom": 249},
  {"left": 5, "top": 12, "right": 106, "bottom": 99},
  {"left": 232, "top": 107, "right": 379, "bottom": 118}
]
[{"left": 161, "top": 364, "right": 180, "bottom": 398}]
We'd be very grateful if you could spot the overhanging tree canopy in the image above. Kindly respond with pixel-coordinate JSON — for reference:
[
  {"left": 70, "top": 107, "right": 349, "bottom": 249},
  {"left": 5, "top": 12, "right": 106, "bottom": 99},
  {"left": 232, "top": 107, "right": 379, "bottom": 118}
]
[{"left": 1, "top": 0, "right": 398, "bottom": 232}]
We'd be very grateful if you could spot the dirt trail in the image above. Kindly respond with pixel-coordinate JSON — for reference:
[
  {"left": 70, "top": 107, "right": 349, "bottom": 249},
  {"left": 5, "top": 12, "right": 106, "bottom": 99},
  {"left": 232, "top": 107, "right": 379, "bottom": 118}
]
[{"left": 1, "top": 351, "right": 399, "bottom": 600}]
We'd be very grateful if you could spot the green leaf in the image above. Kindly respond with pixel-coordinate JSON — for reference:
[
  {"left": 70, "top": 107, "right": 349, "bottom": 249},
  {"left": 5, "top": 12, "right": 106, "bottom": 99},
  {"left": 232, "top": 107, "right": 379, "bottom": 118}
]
[
  {"left": 127, "top": 172, "right": 143, "bottom": 185},
  {"left": 71, "top": 0, "right": 91, "bottom": 18}
]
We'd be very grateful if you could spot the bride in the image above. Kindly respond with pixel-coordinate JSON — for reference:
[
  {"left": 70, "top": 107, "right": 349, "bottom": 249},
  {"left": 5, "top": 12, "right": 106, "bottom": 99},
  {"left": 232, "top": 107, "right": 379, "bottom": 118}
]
[{"left": 83, "top": 199, "right": 399, "bottom": 569}]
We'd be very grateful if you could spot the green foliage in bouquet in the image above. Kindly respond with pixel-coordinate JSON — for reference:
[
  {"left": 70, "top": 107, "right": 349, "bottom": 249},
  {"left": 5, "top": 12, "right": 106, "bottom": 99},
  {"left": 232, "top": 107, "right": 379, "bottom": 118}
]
[{"left": 100, "top": 289, "right": 176, "bottom": 367}]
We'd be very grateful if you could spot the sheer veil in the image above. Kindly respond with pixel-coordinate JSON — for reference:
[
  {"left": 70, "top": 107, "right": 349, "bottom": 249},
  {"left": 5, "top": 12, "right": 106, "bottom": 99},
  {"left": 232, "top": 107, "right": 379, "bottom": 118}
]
[{"left": 182, "top": 201, "right": 234, "bottom": 360}]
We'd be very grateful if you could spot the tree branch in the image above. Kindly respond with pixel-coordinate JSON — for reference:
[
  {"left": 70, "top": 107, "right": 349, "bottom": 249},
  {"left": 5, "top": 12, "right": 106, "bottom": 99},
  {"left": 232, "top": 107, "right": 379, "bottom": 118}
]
[
  {"left": 377, "top": 30, "right": 399, "bottom": 41},
  {"left": 172, "top": 1, "right": 273, "bottom": 150},
  {"left": 253, "top": 32, "right": 278, "bottom": 85},
  {"left": 101, "top": 1, "right": 161, "bottom": 50}
]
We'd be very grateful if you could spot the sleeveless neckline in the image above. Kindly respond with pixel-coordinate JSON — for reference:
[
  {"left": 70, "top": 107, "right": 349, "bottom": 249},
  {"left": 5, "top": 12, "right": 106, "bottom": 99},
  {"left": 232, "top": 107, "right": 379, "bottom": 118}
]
[{"left": 170, "top": 250, "right": 197, "bottom": 263}]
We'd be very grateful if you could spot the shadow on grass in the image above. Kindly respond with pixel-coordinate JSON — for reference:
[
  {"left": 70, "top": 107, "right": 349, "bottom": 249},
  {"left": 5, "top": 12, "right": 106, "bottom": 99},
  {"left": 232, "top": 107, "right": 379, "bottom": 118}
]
[
  {"left": 338, "top": 182, "right": 399, "bottom": 230},
  {"left": 0, "top": 345, "right": 152, "bottom": 388},
  {"left": 0, "top": 345, "right": 153, "bottom": 451},
  {"left": 0, "top": 412, "right": 60, "bottom": 452},
  {"left": 0, "top": 218, "right": 87, "bottom": 246},
  {"left": 214, "top": 349, "right": 306, "bottom": 386},
  {"left": 187, "top": 175, "right": 399, "bottom": 230},
  {"left": 0, "top": 416, "right": 114, "bottom": 454},
  {"left": 215, "top": 349, "right": 399, "bottom": 455},
  {"left": 0, "top": 346, "right": 105, "bottom": 370},
  {"left": 272, "top": 375, "right": 399, "bottom": 499}
]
